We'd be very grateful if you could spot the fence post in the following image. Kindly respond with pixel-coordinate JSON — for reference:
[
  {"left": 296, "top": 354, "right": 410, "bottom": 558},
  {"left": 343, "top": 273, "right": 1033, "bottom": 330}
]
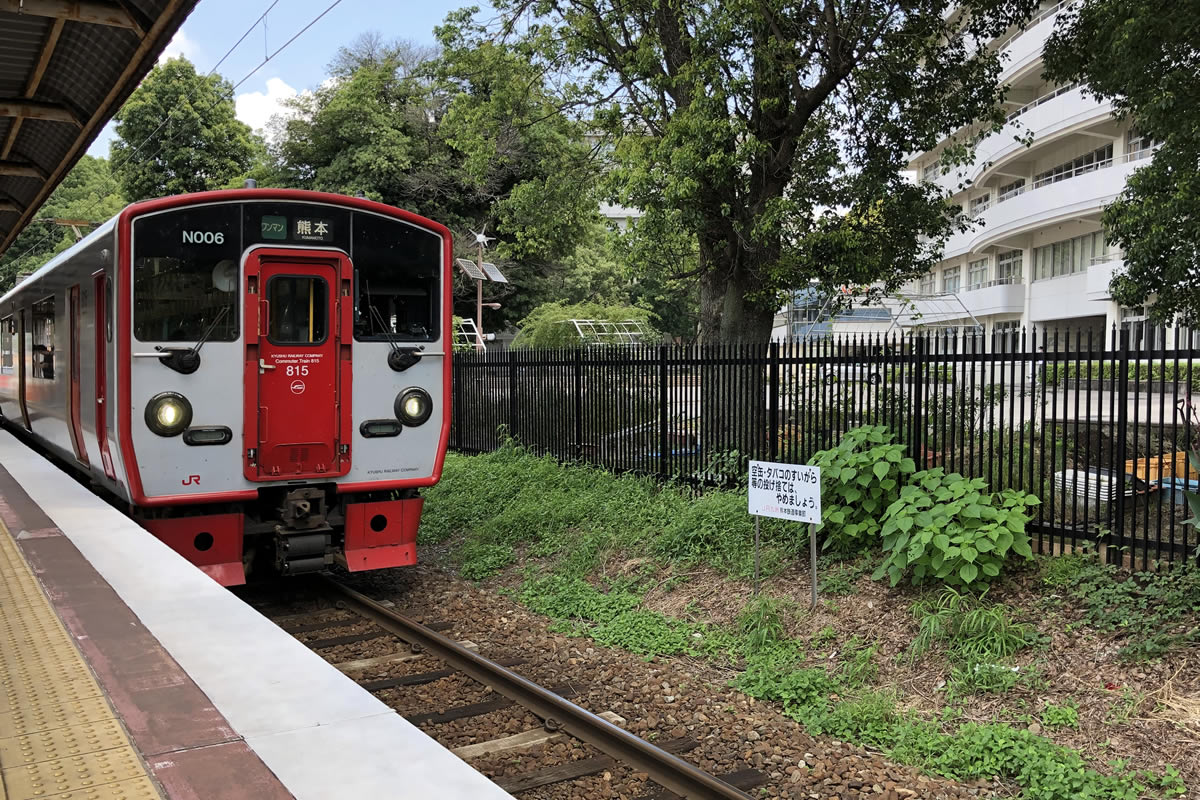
[
  {"left": 769, "top": 341, "right": 780, "bottom": 462},
  {"left": 573, "top": 348, "right": 583, "bottom": 460},
  {"left": 452, "top": 353, "right": 462, "bottom": 451},
  {"left": 659, "top": 345, "right": 669, "bottom": 477},
  {"left": 508, "top": 350, "right": 518, "bottom": 440},
  {"left": 1112, "top": 327, "right": 1130, "bottom": 563},
  {"left": 911, "top": 334, "right": 926, "bottom": 467}
]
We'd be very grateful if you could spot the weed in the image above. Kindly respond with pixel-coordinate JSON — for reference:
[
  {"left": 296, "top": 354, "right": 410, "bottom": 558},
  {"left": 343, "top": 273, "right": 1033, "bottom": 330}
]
[
  {"left": 1043, "top": 556, "right": 1200, "bottom": 661},
  {"left": 458, "top": 540, "right": 515, "bottom": 580},
  {"left": 738, "top": 596, "right": 787, "bottom": 653},
  {"left": 819, "top": 557, "right": 872, "bottom": 596},
  {"left": 1106, "top": 687, "right": 1145, "bottom": 724},
  {"left": 1042, "top": 700, "right": 1080, "bottom": 729},
  {"left": 910, "top": 587, "right": 1038, "bottom": 664}
]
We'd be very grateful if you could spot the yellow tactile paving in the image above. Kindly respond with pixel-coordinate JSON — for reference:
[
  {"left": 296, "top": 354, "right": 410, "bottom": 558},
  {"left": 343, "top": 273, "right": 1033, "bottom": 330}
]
[{"left": 0, "top": 522, "right": 163, "bottom": 800}]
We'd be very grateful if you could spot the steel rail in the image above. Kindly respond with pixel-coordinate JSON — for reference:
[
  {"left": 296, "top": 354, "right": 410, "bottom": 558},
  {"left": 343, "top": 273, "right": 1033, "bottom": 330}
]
[{"left": 316, "top": 575, "right": 753, "bottom": 800}]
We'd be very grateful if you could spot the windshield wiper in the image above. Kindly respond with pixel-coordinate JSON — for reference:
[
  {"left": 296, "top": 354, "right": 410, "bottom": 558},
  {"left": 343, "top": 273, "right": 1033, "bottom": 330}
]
[
  {"left": 364, "top": 277, "right": 422, "bottom": 371},
  {"left": 157, "top": 305, "right": 230, "bottom": 375}
]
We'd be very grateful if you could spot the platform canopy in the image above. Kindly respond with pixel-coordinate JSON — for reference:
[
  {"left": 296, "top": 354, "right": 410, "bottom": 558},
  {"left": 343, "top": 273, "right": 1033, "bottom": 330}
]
[{"left": 0, "top": 0, "right": 199, "bottom": 255}]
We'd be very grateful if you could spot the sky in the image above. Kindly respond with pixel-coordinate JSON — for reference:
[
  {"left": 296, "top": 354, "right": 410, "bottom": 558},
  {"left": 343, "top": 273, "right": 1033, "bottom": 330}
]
[{"left": 87, "top": 0, "right": 491, "bottom": 157}]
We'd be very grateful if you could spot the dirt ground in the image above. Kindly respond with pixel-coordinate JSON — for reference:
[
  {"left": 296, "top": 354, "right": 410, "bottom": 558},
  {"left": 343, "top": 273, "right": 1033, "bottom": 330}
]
[{"left": 412, "top": 541, "right": 1200, "bottom": 795}]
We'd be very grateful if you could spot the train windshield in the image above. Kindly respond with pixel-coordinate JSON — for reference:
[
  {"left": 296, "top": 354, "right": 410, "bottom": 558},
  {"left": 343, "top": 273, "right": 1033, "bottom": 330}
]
[
  {"left": 352, "top": 212, "right": 441, "bottom": 342},
  {"left": 132, "top": 206, "right": 241, "bottom": 342}
]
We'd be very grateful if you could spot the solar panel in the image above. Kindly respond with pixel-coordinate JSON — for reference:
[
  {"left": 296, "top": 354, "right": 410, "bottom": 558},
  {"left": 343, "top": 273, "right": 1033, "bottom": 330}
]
[
  {"left": 480, "top": 262, "right": 508, "bottom": 283},
  {"left": 456, "top": 258, "right": 486, "bottom": 281}
]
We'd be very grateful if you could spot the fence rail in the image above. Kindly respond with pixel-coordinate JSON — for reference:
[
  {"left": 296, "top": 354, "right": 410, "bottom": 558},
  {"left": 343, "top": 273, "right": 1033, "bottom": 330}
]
[{"left": 451, "top": 328, "right": 1200, "bottom": 569}]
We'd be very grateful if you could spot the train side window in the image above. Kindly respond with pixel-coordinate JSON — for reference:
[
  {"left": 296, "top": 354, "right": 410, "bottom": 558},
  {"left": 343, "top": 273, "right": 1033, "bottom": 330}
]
[
  {"left": 351, "top": 212, "right": 440, "bottom": 342},
  {"left": 31, "top": 297, "right": 54, "bottom": 380},
  {"left": 104, "top": 277, "right": 113, "bottom": 342},
  {"left": 266, "top": 276, "right": 328, "bottom": 345},
  {"left": 1, "top": 317, "right": 12, "bottom": 374}
]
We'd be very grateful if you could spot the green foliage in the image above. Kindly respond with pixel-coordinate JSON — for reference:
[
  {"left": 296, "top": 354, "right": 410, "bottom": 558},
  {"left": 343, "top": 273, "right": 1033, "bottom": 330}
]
[
  {"left": 511, "top": 301, "right": 661, "bottom": 349},
  {"left": 818, "top": 556, "right": 872, "bottom": 595},
  {"left": 0, "top": 156, "right": 125, "bottom": 289},
  {"left": 908, "top": 587, "right": 1039, "bottom": 695},
  {"left": 474, "top": 0, "right": 1043, "bottom": 344},
  {"left": 809, "top": 425, "right": 915, "bottom": 552},
  {"left": 1044, "top": 1, "right": 1200, "bottom": 325},
  {"left": 1045, "top": 361, "right": 1200, "bottom": 391},
  {"left": 110, "top": 58, "right": 257, "bottom": 201},
  {"left": 421, "top": 446, "right": 798, "bottom": 580},
  {"left": 874, "top": 468, "right": 1039, "bottom": 589},
  {"left": 1042, "top": 555, "right": 1200, "bottom": 661},
  {"left": 740, "top": 656, "right": 1183, "bottom": 800},
  {"left": 1042, "top": 700, "right": 1080, "bottom": 730}
]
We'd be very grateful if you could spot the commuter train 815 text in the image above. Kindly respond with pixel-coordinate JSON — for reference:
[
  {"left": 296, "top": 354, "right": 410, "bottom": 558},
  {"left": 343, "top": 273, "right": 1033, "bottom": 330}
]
[{"left": 0, "top": 189, "right": 452, "bottom": 585}]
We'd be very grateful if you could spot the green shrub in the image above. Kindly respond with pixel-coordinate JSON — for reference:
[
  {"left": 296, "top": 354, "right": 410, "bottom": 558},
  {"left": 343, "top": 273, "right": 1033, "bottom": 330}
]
[
  {"left": 874, "top": 468, "right": 1039, "bottom": 590},
  {"left": 810, "top": 425, "right": 915, "bottom": 552}
]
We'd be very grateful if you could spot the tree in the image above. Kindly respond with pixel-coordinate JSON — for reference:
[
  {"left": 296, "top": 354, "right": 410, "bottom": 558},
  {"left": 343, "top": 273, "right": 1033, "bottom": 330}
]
[
  {"left": 1043, "top": 1, "right": 1200, "bottom": 324},
  {"left": 110, "top": 57, "right": 258, "bottom": 201},
  {"left": 273, "top": 29, "right": 607, "bottom": 330},
  {"left": 511, "top": 301, "right": 660, "bottom": 349},
  {"left": 0, "top": 156, "right": 125, "bottom": 289},
  {"left": 470, "top": 0, "right": 1038, "bottom": 344}
]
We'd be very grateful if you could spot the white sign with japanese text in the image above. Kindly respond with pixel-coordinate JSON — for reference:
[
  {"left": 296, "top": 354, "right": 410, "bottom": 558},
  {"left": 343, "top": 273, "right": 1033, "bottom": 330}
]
[{"left": 748, "top": 461, "right": 822, "bottom": 523}]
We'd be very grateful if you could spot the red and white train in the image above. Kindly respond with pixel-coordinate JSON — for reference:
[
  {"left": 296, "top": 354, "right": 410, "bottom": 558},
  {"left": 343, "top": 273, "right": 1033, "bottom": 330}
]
[{"left": 0, "top": 188, "right": 451, "bottom": 585}]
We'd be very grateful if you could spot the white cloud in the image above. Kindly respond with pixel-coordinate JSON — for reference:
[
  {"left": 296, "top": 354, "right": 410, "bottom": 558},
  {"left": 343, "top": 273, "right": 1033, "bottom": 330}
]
[
  {"left": 158, "top": 30, "right": 202, "bottom": 64},
  {"left": 235, "top": 78, "right": 300, "bottom": 138}
]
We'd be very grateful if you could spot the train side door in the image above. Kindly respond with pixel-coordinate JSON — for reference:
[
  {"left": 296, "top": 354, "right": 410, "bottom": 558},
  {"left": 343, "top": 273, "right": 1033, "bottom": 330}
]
[
  {"left": 92, "top": 271, "right": 115, "bottom": 478},
  {"left": 17, "top": 310, "right": 29, "bottom": 430},
  {"left": 67, "top": 285, "right": 88, "bottom": 465},
  {"left": 244, "top": 251, "right": 352, "bottom": 480}
]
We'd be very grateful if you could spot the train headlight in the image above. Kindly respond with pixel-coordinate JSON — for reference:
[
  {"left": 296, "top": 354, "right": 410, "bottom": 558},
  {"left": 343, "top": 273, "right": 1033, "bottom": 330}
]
[
  {"left": 145, "top": 392, "right": 192, "bottom": 437},
  {"left": 394, "top": 388, "right": 432, "bottom": 427}
]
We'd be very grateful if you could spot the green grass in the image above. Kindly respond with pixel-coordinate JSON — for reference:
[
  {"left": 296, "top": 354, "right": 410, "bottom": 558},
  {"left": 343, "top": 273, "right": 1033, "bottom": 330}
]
[
  {"left": 423, "top": 449, "right": 1186, "bottom": 800},
  {"left": 422, "top": 445, "right": 807, "bottom": 581}
]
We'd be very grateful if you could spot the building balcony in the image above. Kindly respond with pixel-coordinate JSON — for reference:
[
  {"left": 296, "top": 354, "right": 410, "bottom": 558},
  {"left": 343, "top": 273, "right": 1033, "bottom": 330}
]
[
  {"left": 997, "top": 1, "right": 1075, "bottom": 83},
  {"left": 1028, "top": 272, "right": 1096, "bottom": 322},
  {"left": 1085, "top": 255, "right": 1125, "bottom": 301},
  {"left": 960, "top": 279, "right": 1024, "bottom": 317},
  {"left": 943, "top": 152, "right": 1148, "bottom": 259},
  {"left": 929, "top": 86, "right": 1113, "bottom": 196}
]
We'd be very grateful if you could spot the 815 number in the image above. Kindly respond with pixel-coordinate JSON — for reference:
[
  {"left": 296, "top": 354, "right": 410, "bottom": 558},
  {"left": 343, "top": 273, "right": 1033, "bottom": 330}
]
[{"left": 285, "top": 365, "right": 309, "bottom": 376}]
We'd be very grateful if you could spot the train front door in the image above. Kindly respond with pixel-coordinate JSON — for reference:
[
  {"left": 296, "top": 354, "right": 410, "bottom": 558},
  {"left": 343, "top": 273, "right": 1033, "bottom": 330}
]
[{"left": 245, "top": 250, "right": 353, "bottom": 480}]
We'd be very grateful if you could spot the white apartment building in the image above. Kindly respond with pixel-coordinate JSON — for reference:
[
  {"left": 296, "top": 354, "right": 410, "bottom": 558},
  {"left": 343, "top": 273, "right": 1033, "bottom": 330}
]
[{"left": 810, "top": 1, "right": 1163, "bottom": 350}]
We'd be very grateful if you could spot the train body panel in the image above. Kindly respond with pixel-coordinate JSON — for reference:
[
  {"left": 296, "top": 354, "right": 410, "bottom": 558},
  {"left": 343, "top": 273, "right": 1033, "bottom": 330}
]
[{"left": 0, "top": 189, "right": 451, "bottom": 583}]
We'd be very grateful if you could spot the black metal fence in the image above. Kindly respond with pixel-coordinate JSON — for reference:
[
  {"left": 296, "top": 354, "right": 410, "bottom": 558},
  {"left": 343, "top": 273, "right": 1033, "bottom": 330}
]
[{"left": 451, "top": 328, "right": 1200, "bottom": 568}]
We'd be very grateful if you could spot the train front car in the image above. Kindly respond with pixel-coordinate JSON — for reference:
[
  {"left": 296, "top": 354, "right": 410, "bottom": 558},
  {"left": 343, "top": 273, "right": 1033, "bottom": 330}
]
[{"left": 122, "top": 190, "right": 451, "bottom": 585}]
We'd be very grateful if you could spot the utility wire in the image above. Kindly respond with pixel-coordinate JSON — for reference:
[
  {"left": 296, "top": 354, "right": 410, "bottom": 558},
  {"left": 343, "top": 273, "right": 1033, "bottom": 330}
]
[{"left": 4, "top": 0, "right": 339, "bottom": 268}]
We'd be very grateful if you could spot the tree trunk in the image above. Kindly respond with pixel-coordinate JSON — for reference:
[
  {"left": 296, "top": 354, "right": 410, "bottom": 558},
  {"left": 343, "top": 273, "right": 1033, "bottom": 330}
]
[{"left": 695, "top": 238, "right": 777, "bottom": 476}]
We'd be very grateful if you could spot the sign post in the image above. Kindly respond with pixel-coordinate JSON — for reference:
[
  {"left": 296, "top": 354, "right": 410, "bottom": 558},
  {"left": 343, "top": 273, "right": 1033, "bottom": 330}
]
[{"left": 748, "top": 461, "right": 822, "bottom": 608}]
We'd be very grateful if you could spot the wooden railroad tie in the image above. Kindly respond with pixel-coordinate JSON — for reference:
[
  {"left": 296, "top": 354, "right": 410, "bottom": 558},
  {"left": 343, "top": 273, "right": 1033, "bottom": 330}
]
[{"left": 453, "top": 711, "right": 627, "bottom": 760}]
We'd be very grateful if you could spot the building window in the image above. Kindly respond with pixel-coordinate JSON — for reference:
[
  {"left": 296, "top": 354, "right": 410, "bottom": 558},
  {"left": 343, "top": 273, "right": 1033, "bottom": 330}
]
[
  {"left": 998, "top": 179, "right": 1026, "bottom": 202},
  {"left": 1034, "top": 143, "right": 1114, "bottom": 187},
  {"left": 968, "top": 258, "right": 989, "bottom": 290},
  {"left": 918, "top": 273, "right": 936, "bottom": 295},
  {"left": 1034, "top": 231, "right": 1107, "bottom": 280},
  {"left": 922, "top": 162, "right": 938, "bottom": 182},
  {"left": 993, "top": 320, "right": 1021, "bottom": 353},
  {"left": 996, "top": 250, "right": 1023, "bottom": 283},
  {"left": 942, "top": 266, "right": 961, "bottom": 294},
  {"left": 1126, "top": 129, "right": 1158, "bottom": 160},
  {"left": 969, "top": 194, "right": 992, "bottom": 214}
]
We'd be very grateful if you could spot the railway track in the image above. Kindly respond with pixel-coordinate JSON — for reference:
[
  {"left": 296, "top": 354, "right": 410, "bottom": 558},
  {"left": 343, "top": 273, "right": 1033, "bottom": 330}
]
[{"left": 261, "top": 575, "right": 765, "bottom": 799}]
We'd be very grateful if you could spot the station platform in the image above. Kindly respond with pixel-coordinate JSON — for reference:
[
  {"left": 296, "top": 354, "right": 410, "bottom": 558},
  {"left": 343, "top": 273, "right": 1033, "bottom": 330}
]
[{"left": 0, "top": 431, "right": 514, "bottom": 800}]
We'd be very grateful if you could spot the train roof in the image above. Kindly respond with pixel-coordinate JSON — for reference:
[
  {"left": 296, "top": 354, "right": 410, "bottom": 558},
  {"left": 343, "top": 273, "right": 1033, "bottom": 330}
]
[{"left": 0, "top": 189, "right": 452, "bottom": 307}]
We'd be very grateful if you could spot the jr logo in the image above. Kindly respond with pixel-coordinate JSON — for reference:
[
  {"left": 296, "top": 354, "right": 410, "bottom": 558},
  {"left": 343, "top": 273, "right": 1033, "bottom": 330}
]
[{"left": 182, "top": 475, "right": 201, "bottom": 486}]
